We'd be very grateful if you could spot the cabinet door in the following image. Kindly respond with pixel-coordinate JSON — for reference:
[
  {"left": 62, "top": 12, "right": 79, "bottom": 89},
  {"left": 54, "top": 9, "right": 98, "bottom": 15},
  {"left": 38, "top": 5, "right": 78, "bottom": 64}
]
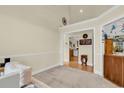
[
  {"left": 105, "top": 39, "right": 113, "bottom": 54},
  {"left": 104, "top": 55, "right": 113, "bottom": 80},
  {"left": 112, "top": 56, "right": 123, "bottom": 87}
]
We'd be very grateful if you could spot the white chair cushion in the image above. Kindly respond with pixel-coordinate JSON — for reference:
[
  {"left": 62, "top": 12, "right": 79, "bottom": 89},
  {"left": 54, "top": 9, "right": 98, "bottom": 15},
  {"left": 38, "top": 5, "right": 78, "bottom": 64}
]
[{"left": 4, "top": 62, "right": 32, "bottom": 87}]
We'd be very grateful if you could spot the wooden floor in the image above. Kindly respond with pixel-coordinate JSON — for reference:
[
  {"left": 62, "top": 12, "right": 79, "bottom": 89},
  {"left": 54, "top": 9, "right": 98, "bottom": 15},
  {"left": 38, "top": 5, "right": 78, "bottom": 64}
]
[{"left": 64, "top": 56, "right": 93, "bottom": 73}]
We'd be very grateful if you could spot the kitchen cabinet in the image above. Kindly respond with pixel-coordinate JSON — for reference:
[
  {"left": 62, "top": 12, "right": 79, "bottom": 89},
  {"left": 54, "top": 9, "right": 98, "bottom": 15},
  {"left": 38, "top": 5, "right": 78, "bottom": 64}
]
[
  {"left": 105, "top": 39, "right": 113, "bottom": 54},
  {"left": 104, "top": 54, "right": 124, "bottom": 87}
]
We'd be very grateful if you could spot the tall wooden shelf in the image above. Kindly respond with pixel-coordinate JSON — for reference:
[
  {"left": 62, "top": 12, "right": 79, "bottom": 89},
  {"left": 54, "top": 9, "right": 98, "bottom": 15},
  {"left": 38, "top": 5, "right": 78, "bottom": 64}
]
[
  {"left": 104, "top": 39, "right": 113, "bottom": 54},
  {"left": 104, "top": 39, "right": 124, "bottom": 87},
  {"left": 104, "top": 55, "right": 124, "bottom": 87}
]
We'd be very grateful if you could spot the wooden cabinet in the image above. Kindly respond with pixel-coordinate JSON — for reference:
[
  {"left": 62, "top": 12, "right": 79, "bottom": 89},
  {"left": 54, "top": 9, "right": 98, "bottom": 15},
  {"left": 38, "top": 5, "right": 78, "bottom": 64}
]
[
  {"left": 105, "top": 39, "right": 113, "bottom": 54},
  {"left": 104, "top": 55, "right": 113, "bottom": 80},
  {"left": 104, "top": 55, "right": 124, "bottom": 87},
  {"left": 123, "top": 57, "right": 124, "bottom": 87},
  {"left": 112, "top": 56, "right": 123, "bottom": 86}
]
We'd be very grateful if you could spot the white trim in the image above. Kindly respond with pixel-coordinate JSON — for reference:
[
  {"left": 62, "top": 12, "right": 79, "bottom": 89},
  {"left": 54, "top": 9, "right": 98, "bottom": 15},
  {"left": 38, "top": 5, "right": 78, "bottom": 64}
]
[
  {"left": 93, "top": 28, "right": 96, "bottom": 71},
  {"left": 62, "top": 27, "right": 95, "bottom": 72},
  {"left": 64, "top": 27, "right": 95, "bottom": 34},
  {"left": 94, "top": 70, "right": 103, "bottom": 77},
  {"left": 97, "top": 5, "right": 120, "bottom": 19},
  {"left": 100, "top": 14, "right": 124, "bottom": 28},
  {"left": 99, "top": 29, "right": 104, "bottom": 76},
  {"left": 32, "top": 63, "right": 61, "bottom": 75},
  {"left": 59, "top": 18, "right": 97, "bottom": 30},
  {"left": 0, "top": 51, "right": 59, "bottom": 59}
]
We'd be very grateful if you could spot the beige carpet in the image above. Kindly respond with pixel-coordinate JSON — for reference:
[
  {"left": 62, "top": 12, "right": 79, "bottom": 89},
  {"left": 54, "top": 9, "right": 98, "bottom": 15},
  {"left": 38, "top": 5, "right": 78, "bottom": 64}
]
[{"left": 33, "top": 66, "right": 118, "bottom": 88}]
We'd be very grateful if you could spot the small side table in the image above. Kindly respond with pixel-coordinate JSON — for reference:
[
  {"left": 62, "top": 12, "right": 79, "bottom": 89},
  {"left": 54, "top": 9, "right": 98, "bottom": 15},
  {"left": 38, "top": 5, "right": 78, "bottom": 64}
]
[
  {"left": 81, "top": 55, "right": 88, "bottom": 66},
  {"left": 0, "top": 67, "right": 4, "bottom": 76}
]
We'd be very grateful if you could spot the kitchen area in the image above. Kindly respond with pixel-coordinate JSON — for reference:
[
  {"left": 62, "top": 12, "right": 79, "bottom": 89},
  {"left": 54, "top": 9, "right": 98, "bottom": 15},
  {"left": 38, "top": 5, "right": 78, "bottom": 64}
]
[
  {"left": 103, "top": 17, "right": 124, "bottom": 87},
  {"left": 104, "top": 35, "right": 124, "bottom": 87}
]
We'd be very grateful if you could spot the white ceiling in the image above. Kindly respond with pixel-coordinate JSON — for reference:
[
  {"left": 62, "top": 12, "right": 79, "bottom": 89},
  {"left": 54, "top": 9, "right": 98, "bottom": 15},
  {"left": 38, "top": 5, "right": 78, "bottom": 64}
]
[
  {"left": 69, "top": 5, "right": 113, "bottom": 24},
  {"left": 0, "top": 5, "right": 113, "bottom": 29}
]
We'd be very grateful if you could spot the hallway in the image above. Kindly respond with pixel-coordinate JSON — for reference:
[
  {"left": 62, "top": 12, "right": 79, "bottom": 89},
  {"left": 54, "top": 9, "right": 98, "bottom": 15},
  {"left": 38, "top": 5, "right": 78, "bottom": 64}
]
[{"left": 64, "top": 56, "right": 93, "bottom": 73}]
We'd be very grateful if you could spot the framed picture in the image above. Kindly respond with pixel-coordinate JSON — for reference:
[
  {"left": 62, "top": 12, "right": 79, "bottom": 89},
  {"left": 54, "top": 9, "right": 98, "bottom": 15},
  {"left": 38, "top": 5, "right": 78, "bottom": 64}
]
[
  {"left": 86, "top": 39, "right": 92, "bottom": 45},
  {"left": 79, "top": 39, "right": 92, "bottom": 45}
]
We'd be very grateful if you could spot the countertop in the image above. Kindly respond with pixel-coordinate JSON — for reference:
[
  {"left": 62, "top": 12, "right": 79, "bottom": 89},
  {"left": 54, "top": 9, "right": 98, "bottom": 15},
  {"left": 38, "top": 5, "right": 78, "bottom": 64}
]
[{"left": 105, "top": 53, "right": 124, "bottom": 57}]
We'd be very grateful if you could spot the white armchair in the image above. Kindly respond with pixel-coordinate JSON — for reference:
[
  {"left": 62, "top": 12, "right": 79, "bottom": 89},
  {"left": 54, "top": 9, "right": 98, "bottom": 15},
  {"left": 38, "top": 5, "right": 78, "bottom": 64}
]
[
  {"left": 0, "top": 72, "right": 20, "bottom": 88},
  {"left": 4, "top": 62, "right": 32, "bottom": 87}
]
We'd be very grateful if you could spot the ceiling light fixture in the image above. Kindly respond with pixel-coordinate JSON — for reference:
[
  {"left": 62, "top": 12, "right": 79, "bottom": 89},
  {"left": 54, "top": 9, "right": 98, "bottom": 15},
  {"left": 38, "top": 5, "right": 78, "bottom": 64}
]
[{"left": 79, "top": 9, "right": 83, "bottom": 13}]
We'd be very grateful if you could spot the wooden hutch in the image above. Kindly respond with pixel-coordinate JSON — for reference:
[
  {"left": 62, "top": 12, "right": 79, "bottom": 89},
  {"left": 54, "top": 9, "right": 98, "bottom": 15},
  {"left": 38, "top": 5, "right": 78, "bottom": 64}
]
[{"left": 104, "top": 39, "right": 124, "bottom": 87}]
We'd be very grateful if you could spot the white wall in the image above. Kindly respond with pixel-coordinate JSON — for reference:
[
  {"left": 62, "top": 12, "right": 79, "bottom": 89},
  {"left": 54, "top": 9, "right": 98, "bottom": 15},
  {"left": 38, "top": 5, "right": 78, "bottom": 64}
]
[
  {"left": 60, "top": 6, "right": 124, "bottom": 76},
  {"left": 64, "top": 34, "right": 69, "bottom": 63},
  {"left": 69, "top": 37, "right": 78, "bottom": 49},
  {"left": 0, "top": 14, "right": 60, "bottom": 73},
  {"left": 0, "top": 14, "right": 60, "bottom": 56},
  {"left": 78, "top": 30, "right": 93, "bottom": 66}
]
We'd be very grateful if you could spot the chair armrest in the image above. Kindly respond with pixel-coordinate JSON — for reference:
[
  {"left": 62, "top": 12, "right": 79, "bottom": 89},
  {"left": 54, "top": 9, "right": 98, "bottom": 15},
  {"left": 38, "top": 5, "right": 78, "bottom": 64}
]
[{"left": 0, "top": 72, "right": 20, "bottom": 88}]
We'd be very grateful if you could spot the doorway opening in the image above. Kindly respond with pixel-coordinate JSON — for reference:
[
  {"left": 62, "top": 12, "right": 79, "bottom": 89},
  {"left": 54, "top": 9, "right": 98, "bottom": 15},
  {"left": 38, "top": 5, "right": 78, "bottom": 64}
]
[{"left": 64, "top": 29, "right": 94, "bottom": 73}]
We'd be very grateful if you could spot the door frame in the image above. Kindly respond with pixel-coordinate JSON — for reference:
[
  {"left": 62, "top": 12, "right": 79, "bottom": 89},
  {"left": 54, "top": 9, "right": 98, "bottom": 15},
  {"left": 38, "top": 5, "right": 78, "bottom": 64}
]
[{"left": 62, "top": 27, "right": 95, "bottom": 71}]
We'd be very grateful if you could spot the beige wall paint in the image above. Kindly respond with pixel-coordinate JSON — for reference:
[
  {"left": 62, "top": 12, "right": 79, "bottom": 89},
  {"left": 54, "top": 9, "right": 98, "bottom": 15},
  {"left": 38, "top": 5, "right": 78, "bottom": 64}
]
[
  {"left": 11, "top": 52, "right": 60, "bottom": 74},
  {"left": 0, "top": 5, "right": 71, "bottom": 73},
  {"left": 0, "top": 15, "right": 60, "bottom": 56},
  {"left": 60, "top": 6, "right": 124, "bottom": 76},
  {"left": 0, "top": 7, "right": 64, "bottom": 73}
]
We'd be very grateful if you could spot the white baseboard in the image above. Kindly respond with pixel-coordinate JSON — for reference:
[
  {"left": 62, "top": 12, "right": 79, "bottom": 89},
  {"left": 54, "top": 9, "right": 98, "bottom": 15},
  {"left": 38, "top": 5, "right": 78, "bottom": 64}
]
[
  {"left": 94, "top": 70, "right": 103, "bottom": 77},
  {"left": 32, "top": 64, "right": 61, "bottom": 75}
]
